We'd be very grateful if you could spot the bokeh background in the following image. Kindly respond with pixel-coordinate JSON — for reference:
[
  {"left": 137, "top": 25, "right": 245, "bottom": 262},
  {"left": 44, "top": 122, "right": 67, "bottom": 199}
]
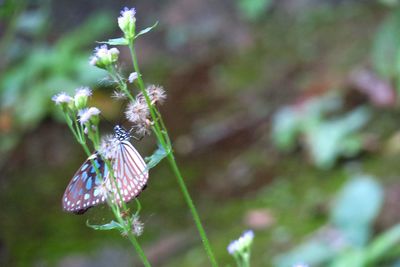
[{"left": 2, "top": 0, "right": 400, "bottom": 266}]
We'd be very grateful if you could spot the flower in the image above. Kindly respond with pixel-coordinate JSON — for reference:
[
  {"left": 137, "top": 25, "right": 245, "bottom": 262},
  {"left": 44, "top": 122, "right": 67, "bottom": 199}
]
[
  {"left": 118, "top": 7, "right": 136, "bottom": 39},
  {"left": 128, "top": 72, "right": 138, "bottom": 83},
  {"left": 52, "top": 92, "right": 73, "bottom": 105},
  {"left": 125, "top": 98, "right": 150, "bottom": 124},
  {"left": 99, "top": 134, "right": 119, "bottom": 160},
  {"left": 227, "top": 230, "right": 254, "bottom": 255},
  {"left": 131, "top": 214, "right": 144, "bottom": 236},
  {"left": 146, "top": 84, "right": 166, "bottom": 105},
  {"left": 74, "top": 87, "right": 92, "bottom": 109},
  {"left": 78, "top": 107, "right": 101, "bottom": 125},
  {"left": 90, "top": 45, "right": 120, "bottom": 69}
]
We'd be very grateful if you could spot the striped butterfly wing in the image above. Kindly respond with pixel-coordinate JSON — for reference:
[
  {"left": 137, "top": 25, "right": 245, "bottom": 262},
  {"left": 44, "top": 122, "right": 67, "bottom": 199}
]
[
  {"left": 62, "top": 154, "right": 109, "bottom": 214},
  {"left": 112, "top": 140, "right": 149, "bottom": 203}
]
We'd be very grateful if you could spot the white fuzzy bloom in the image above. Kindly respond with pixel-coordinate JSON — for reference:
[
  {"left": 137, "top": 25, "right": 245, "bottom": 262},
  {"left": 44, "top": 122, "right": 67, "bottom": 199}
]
[
  {"left": 78, "top": 107, "right": 101, "bottom": 125},
  {"left": 128, "top": 72, "right": 138, "bottom": 83},
  {"left": 90, "top": 45, "right": 119, "bottom": 68},
  {"left": 227, "top": 230, "right": 254, "bottom": 255},
  {"left": 52, "top": 92, "right": 73, "bottom": 105},
  {"left": 75, "top": 87, "right": 92, "bottom": 98},
  {"left": 131, "top": 214, "right": 144, "bottom": 236},
  {"left": 118, "top": 7, "right": 136, "bottom": 38},
  {"left": 146, "top": 85, "right": 167, "bottom": 105}
]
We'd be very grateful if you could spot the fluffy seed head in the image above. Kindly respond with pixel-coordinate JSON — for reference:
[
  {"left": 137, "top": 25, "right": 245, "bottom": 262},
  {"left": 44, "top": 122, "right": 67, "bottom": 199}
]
[
  {"left": 131, "top": 214, "right": 144, "bottom": 236},
  {"left": 125, "top": 99, "right": 150, "bottom": 124},
  {"left": 146, "top": 85, "right": 166, "bottom": 105}
]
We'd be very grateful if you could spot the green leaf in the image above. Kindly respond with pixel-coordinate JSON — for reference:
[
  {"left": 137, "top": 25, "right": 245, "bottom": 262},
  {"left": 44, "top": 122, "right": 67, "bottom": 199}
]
[
  {"left": 145, "top": 143, "right": 169, "bottom": 170},
  {"left": 365, "top": 224, "right": 400, "bottom": 264},
  {"left": 99, "top": 37, "right": 129, "bottom": 46},
  {"left": 135, "top": 21, "right": 159, "bottom": 39},
  {"left": 86, "top": 220, "right": 123, "bottom": 231}
]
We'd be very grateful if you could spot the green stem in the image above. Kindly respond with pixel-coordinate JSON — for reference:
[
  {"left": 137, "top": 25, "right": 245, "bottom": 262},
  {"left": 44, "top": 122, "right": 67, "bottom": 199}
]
[
  {"left": 127, "top": 39, "right": 219, "bottom": 267},
  {"left": 166, "top": 153, "right": 218, "bottom": 267}
]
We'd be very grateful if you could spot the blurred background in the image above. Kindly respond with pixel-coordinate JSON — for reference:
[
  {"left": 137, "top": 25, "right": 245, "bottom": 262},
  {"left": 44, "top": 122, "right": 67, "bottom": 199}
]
[{"left": 2, "top": 0, "right": 400, "bottom": 266}]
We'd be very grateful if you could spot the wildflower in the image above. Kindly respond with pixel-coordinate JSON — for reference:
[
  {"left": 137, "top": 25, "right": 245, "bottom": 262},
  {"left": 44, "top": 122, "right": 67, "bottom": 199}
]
[
  {"left": 146, "top": 85, "right": 166, "bottom": 105},
  {"left": 125, "top": 98, "right": 150, "bottom": 124},
  {"left": 74, "top": 87, "right": 92, "bottom": 109},
  {"left": 111, "top": 90, "right": 127, "bottom": 100},
  {"left": 52, "top": 92, "right": 73, "bottom": 106},
  {"left": 90, "top": 45, "right": 120, "bottom": 69},
  {"left": 131, "top": 214, "right": 144, "bottom": 236},
  {"left": 227, "top": 230, "right": 254, "bottom": 255},
  {"left": 95, "top": 179, "right": 112, "bottom": 200},
  {"left": 118, "top": 7, "right": 136, "bottom": 39},
  {"left": 128, "top": 72, "right": 138, "bottom": 83},
  {"left": 99, "top": 135, "right": 119, "bottom": 160},
  {"left": 78, "top": 107, "right": 101, "bottom": 125}
]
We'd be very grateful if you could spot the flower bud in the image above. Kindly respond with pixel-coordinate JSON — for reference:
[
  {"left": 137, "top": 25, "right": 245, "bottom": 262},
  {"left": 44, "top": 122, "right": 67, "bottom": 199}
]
[
  {"left": 90, "top": 45, "right": 120, "bottom": 69},
  {"left": 118, "top": 7, "right": 136, "bottom": 39},
  {"left": 74, "top": 87, "right": 92, "bottom": 110}
]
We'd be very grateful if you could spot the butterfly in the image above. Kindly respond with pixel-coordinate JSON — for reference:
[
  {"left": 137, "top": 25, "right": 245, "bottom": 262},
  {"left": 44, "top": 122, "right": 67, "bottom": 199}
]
[{"left": 62, "top": 125, "right": 149, "bottom": 214}]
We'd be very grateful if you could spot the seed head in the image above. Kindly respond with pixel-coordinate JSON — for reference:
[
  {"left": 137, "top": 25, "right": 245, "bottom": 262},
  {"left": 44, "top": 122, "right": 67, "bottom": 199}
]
[
  {"left": 146, "top": 85, "right": 166, "bottom": 105},
  {"left": 125, "top": 99, "right": 150, "bottom": 124},
  {"left": 131, "top": 214, "right": 144, "bottom": 236}
]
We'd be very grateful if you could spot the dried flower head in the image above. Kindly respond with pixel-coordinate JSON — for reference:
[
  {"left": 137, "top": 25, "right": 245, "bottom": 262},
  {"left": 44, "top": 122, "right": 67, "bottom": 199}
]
[
  {"left": 128, "top": 72, "right": 138, "bottom": 83},
  {"left": 78, "top": 107, "right": 101, "bottom": 125},
  {"left": 132, "top": 119, "right": 152, "bottom": 136},
  {"left": 118, "top": 7, "right": 136, "bottom": 39},
  {"left": 99, "top": 134, "right": 119, "bottom": 160},
  {"left": 131, "top": 214, "right": 144, "bottom": 236},
  {"left": 125, "top": 99, "right": 150, "bottom": 123},
  {"left": 52, "top": 92, "right": 73, "bottom": 105},
  {"left": 227, "top": 230, "right": 254, "bottom": 255},
  {"left": 146, "top": 85, "right": 166, "bottom": 105}
]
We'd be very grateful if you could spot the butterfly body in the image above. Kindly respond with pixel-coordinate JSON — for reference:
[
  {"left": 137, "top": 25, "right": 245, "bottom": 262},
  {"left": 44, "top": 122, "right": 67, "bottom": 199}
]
[{"left": 62, "top": 126, "right": 148, "bottom": 214}]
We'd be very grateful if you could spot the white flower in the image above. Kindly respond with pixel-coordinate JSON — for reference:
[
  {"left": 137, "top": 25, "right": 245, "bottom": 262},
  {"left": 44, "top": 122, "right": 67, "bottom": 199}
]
[
  {"left": 128, "top": 72, "right": 138, "bottom": 83},
  {"left": 74, "top": 87, "right": 92, "bottom": 109},
  {"left": 227, "top": 230, "right": 254, "bottom": 255},
  {"left": 78, "top": 107, "right": 101, "bottom": 125},
  {"left": 118, "top": 7, "right": 136, "bottom": 39},
  {"left": 131, "top": 214, "right": 144, "bottom": 236},
  {"left": 52, "top": 92, "right": 73, "bottom": 105}
]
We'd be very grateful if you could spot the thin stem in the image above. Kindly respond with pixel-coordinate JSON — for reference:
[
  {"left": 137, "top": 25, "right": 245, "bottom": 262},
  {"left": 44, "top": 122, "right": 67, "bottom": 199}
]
[
  {"left": 127, "top": 40, "right": 219, "bottom": 266},
  {"left": 166, "top": 153, "right": 218, "bottom": 267}
]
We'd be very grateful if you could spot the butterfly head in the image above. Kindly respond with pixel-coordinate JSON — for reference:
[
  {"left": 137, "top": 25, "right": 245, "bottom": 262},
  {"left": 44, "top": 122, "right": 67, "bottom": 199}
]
[{"left": 114, "top": 125, "right": 130, "bottom": 141}]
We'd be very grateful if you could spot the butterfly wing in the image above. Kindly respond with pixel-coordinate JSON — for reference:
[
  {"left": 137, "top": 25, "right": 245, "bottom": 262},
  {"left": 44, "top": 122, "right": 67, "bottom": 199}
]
[
  {"left": 62, "top": 154, "right": 109, "bottom": 214},
  {"left": 112, "top": 140, "right": 149, "bottom": 202}
]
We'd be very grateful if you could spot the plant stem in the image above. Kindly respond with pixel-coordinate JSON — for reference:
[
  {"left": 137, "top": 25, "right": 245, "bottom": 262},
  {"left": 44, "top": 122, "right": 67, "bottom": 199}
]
[{"left": 127, "top": 40, "right": 218, "bottom": 267}]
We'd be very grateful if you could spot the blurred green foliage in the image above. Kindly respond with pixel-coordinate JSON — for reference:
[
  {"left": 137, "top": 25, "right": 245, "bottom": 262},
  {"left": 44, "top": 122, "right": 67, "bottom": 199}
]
[
  {"left": 273, "top": 175, "right": 400, "bottom": 267},
  {"left": 272, "top": 94, "right": 370, "bottom": 169},
  {"left": 0, "top": 2, "right": 113, "bottom": 157}
]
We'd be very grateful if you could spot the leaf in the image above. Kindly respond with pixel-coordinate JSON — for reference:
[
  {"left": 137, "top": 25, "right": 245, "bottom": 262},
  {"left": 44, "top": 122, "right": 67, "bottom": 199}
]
[
  {"left": 86, "top": 220, "right": 123, "bottom": 231},
  {"left": 330, "top": 175, "right": 384, "bottom": 246},
  {"left": 135, "top": 21, "right": 159, "bottom": 39},
  {"left": 99, "top": 37, "right": 129, "bottom": 46},
  {"left": 365, "top": 224, "right": 400, "bottom": 264},
  {"left": 145, "top": 143, "right": 169, "bottom": 170}
]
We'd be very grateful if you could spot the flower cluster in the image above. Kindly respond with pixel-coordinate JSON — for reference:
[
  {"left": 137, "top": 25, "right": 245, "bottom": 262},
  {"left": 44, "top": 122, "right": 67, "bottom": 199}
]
[
  {"left": 89, "top": 45, "right": 120, "bottom": 69},
  {"left": 124, "top": 85, "right": 166, "bottom": 136},
  {"left": 98, "top": 134, "right": 119, "bottom": 160}
]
